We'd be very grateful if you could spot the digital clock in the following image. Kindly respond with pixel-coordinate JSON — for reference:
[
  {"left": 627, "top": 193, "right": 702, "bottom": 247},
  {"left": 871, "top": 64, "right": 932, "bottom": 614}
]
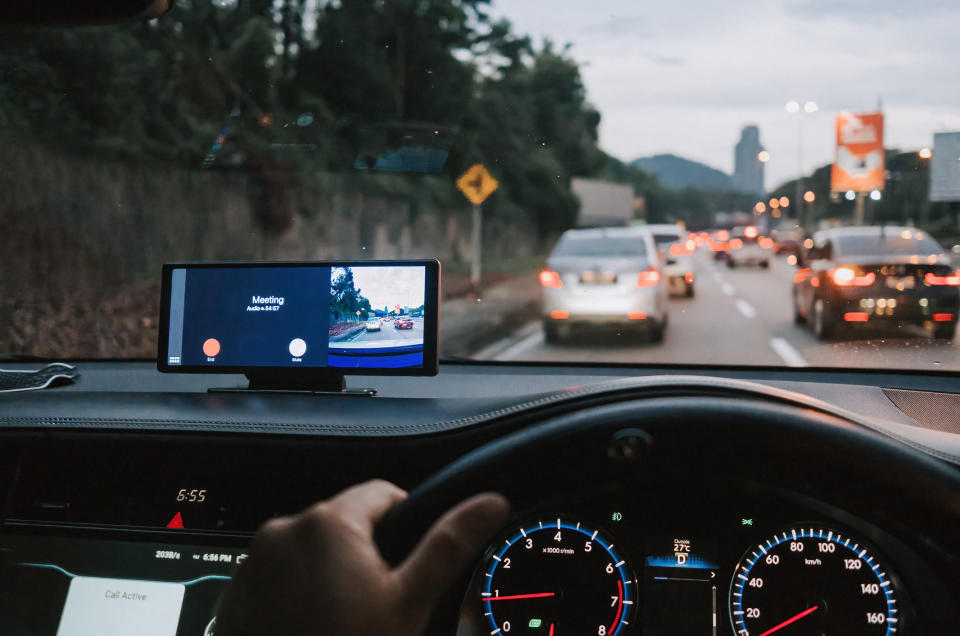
[{"left": 176, "top": 488, "right": 207, "bottom": 503}]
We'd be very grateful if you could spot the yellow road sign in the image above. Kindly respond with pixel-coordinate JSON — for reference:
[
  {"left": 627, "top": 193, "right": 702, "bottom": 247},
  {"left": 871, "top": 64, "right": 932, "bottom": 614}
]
[{"left": 456, "top": 163, "right": 499, "bottom": 205}]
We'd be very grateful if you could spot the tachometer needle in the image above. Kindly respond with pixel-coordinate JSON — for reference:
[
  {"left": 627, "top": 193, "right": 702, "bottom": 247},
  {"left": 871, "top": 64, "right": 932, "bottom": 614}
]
[
  {"left": 757, "top": 605, "right": 819, "bottom": 636},
  {"left": 486, "top": 592, "right": 556, "bottom": 601}
]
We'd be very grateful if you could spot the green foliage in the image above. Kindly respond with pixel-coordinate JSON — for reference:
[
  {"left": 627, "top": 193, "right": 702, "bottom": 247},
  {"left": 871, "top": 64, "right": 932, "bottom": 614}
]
[
  {"left": 0, "top": 0, "right": 658, "bottom": 240},
  {"left": 330, "top": 267, "right": 372, "bottom": 321}
]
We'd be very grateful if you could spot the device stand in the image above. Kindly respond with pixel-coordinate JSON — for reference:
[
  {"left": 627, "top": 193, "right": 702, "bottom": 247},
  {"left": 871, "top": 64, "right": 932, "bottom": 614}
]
[{"left": 209, "top": 371, "right": 376, "bottom": 396}]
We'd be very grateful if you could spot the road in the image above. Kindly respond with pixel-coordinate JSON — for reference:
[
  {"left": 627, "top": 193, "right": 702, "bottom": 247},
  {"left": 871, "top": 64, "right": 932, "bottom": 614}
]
[
  {"left": 349, "top": 317, "right": 424, "bottom": 344},
  {"left": 477, "top": 251, "right": 960, "bottom": 370}
]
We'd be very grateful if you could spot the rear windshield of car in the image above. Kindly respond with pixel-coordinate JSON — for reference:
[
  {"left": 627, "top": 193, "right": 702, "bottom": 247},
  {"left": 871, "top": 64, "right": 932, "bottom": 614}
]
[
  {"left": 834, "top": 234, "right": 943, "bottom": 257},
  {"left": 652, "top": 233, "right": 682, "bottom": 246},
  {"left": 552, "top": 236, "right": 648, "bottom": 257}
]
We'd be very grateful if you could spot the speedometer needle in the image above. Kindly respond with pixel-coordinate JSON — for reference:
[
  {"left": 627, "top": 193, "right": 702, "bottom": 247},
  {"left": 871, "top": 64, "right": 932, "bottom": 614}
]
[
  {"left": 487, "top": 592, "right": 556, "bottom": 601},
  {"left": 757, "top": 605, "right": 819, "bottom": 636}
]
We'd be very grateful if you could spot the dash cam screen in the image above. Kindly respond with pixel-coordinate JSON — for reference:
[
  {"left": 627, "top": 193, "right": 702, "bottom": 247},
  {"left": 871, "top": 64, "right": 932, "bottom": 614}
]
[
  {"left": 163, "top": 264, "right": 428, "bottom": 369},
  {"left": 0, "top": 535, "right": 242, "bottom": 636}
]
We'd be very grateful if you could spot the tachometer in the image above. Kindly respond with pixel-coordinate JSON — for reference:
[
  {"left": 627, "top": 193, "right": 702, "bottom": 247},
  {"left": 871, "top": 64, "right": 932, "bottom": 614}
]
[
  {"left": 482, "top": 517, "right": 634, "bottom": 636},
  {"left": 730, "top": 526, "right": 899, "bottom": 635}
]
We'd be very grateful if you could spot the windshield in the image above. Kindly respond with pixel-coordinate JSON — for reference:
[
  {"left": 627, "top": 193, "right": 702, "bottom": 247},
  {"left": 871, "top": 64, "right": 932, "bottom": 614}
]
[
  {"left": 3, "top": 1, "right": 960, "bottom": 371},
  {"left": 553, "top": 236, "right": 647, "bottom": 258},
  {"left": 834, "top": 234, "right": 944, "bottom": 257}
]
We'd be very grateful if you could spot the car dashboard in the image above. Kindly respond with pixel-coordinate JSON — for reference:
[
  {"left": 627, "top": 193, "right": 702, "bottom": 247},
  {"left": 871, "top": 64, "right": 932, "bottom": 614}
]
[{"left": 1, "top": 361, "right": 959, "bottom": 636}]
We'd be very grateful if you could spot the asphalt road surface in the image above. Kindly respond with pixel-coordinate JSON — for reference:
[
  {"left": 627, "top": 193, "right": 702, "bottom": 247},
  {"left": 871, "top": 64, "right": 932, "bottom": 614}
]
[
  {"left": 477, "top": 251, "right": 960, "bottom": 371},
  {"left": 349, "top": 317, "right": 424, "bottom": 343}
]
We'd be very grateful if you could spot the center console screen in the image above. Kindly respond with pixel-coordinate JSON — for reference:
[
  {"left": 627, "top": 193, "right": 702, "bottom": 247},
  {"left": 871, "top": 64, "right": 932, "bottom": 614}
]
[{"left": 0, "top": 534, "right": 243, "bottom": 636}]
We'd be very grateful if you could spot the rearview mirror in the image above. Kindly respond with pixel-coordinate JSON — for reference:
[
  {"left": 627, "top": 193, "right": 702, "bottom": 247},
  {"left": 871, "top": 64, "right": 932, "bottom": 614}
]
[{"left": 0, "top": 0, "right": 173, "bottom": 25}]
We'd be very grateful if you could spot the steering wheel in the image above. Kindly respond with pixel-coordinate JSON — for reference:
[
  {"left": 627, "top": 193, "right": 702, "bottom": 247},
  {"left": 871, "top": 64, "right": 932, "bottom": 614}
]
[{"left": 376, "top": 394, "right": 960, "bottom": 634}]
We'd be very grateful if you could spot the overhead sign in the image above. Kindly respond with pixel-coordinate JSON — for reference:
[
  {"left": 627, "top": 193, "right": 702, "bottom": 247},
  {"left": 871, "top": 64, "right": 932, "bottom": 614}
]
[
  {"left": 930, "top": 131, "right": 960, "bottom": 202},
  {"left": 456, "top": 163, "right": 499, "bottom": 205},
  {"left": 831, "top": 111, "right": 885, "bottom": 193}
]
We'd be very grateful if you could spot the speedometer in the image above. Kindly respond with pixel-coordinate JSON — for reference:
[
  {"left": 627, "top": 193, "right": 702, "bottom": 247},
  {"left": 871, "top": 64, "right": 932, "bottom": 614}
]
[
  {"left": 482, "top": 517, "right": 634, "bottom": 636},
  {"left": 730, "top": 526, "right": 899, "bottom": 635}
]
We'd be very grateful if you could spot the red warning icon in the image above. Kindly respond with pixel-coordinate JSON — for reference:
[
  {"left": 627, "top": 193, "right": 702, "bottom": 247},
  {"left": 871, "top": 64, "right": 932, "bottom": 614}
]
[{"left": 166, "top": 512, "right": 184, "bottom": 529}]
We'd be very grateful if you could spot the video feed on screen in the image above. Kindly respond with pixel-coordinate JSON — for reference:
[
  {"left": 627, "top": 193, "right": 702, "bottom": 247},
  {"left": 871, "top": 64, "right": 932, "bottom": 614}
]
[{"left": 327, "top": 266, "right": 426, "bottom": 369}]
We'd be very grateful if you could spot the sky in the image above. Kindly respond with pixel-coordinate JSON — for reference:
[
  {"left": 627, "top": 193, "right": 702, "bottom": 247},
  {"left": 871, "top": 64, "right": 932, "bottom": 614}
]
[
  {"left": 491, "top": 0, "right": 960, "bottom": 190},
  {"left": 347, "top": 266, "right": 425, "bottom": 311}
]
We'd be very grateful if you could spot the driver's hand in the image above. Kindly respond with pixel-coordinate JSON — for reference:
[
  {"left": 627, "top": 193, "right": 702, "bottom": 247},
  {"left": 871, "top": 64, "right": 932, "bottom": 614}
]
[{"left": 215, "top": 479, "right": 510, "bottom": 636}]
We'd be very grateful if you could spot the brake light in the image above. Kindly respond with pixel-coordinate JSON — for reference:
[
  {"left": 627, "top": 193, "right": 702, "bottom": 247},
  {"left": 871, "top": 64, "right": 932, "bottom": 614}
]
[
  {"left": 758, "top": 237, "right": 774, "bottom": 250},
  {"left": 669, "top": 243, "right": 690, "bottom": 256},
  {"left": 830, "top": 267, "right": 875, "bottom": 287},
  {"left": 729, "top": 238, "right": 743, "bottom": 250},
  {"left": 549, "top": 310, "right": 569, "bottom": 319},
  {"left": 711, "top": 241, "right": 728, "bottom": 252},
  {"left": 539, "top": 269, "right": 563, "bottom": 288},
  {"left": 934, "top": 313, "right": 954, "bottom": 322},
  {"left": 844, "top": 312, "right": 870, "bottom": 322},
  {"left": 636, "top": 269, "right": 661, "bottom": 287},
  {"left": 628, "top": 311, "right": 647, "bottom": 320},
  {"left": 684, "top": 272, "right": 694, "bottom": 284},
  {"left": 924, "top": 271, "right": 960, "bottom": 286}
]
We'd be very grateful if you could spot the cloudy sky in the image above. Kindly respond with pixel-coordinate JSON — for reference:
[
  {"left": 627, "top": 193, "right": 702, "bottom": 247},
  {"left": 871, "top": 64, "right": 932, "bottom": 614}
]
[
  {"left": 348, "top": 266, "right": 425, "bottom": 311},
  {"left": 492, "top": 0, "right": 960, "bottom": 189}
]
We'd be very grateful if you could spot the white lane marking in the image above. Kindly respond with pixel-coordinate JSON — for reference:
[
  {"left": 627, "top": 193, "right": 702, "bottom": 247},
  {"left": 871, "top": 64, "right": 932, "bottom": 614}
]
[
  {"left": 473, "top": 321, "right": 540, "bottom": 360},
  {"left": 769, "top": 337, "right": 807, "bottom": 367},
  {"left": 721, "top": 282, "right": 734, "bottom": 296},
  {"left": 494, "top": 327, "right": 546, "bottom": 361},
  {"left": 734, "top": 299, "right": 757, "bottom": 319}
]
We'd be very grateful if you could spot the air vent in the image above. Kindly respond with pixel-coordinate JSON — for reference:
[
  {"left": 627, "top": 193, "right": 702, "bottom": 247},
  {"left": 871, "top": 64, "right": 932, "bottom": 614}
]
[{"left": 883, "top": 388, "right": 960, "bottom": 434}]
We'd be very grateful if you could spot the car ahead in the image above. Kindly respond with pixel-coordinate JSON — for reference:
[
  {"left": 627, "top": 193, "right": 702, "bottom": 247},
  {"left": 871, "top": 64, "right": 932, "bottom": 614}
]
[
  {"left": 394, "top": 317, "right": 414, "bottom": 329},
  {"left": 365, "top": 318, "right": 382, "bottom": 331},
  {"left": 539, "top": 227, "right": 668, "bottom": 342},
  {"left": 726, "top": 225, "right": 772, "bottom": 268},
  {"left": 771, "top": 224, "right": 803, "bottom": 255},
  {"left": 645, "top": 223, "right": 696, "bottom": 297},
  {"left": 793, "top": 226, "right": 960, "bottom": 339}
]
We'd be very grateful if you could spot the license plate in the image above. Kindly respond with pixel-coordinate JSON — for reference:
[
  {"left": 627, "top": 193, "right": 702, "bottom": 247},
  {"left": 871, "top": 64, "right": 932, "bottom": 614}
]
[
  {"left": 885, "top": 276, "right": 915, "bottom": 290},
  {"left": 580, "top": 271, "right": 617, "bottom": 284}
]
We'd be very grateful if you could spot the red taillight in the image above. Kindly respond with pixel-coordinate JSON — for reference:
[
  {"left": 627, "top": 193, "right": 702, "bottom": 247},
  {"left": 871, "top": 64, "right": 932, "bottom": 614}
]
[
  {"left": 684, "top": 272, "right": 695, "bottom": 284},
  {"left": 636, "top": 269, "right": 661, "bottom": 287},
  {"left": 549, "top": 310, "right": 569, "bottom": 319},
  {"left": 934, "top": 313, "right": 954, "bottom": 322},
  {"left": 729, "top": 238, "right": 743, "bottom": 250},
  {"left": 758, "top": 237, "right": 774, "bottom": 250},
  {"left": 844, "top": 312, "right": 870, "bottom": 322},
  {"left": 669, "top": 243, "right": 689, "bottom": 256},
  {"left": 711, "top": 241, "right": 728, "bottom": 252},
  {"left": 539, "top": 269, "right": 563, "bottom": 288},
  {"left": 829, "top": 267, "right": 876, "bottom": 287},
  {"left": 628, "top": 311, "right": 647, "bottom": 320},
  {"left": 924, "top": 271, "right": 960, "bottom": 286}
]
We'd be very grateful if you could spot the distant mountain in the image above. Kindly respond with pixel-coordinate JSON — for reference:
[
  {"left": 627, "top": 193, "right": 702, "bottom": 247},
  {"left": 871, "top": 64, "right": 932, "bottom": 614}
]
[{"left": 631, "top": 154, "right": 734, "bottom": 191}]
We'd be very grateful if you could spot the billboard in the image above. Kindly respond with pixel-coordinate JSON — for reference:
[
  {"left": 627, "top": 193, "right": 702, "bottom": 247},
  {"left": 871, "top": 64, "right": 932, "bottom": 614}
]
[
  {"left": 930, "top": 132, "right": 960, "bottom": 202},
  {"left": 831, "top": 111, "right": 885, "bottom": 193}
]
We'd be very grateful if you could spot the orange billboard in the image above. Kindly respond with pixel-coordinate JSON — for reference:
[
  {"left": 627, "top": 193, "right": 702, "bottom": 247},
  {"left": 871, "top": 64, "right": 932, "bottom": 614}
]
[{"left": 831, "top": 111, "right": 885, "bottom": 192}]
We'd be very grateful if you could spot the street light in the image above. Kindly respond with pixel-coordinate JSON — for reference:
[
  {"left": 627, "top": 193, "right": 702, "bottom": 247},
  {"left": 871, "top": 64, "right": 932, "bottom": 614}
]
[
  {"left": 769, "top": 198, "right": 780, "bottom": 209},
  {"left": 786, "top": 99, "right": 819, "bottom": 226},
  {"left": 803, "top": 190, "right": 816, "bottom": 203},
  {"left": 779, "top": 196, "right": 790, "bottom": 208},
  {"left": 754, "top": 202, "right": 766, "bottom": 213},
  {"left": 870, "top": 190, "right": 882, "bottom": 201},
  {"left": 919, "top": 147, "right": 932, "bottom": 160},
  {"left": 845, "top": 190, "right": 856, "bottom": 201},
  {"left": 758, "top": 150, "right": 771, "bottom": 163}
]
